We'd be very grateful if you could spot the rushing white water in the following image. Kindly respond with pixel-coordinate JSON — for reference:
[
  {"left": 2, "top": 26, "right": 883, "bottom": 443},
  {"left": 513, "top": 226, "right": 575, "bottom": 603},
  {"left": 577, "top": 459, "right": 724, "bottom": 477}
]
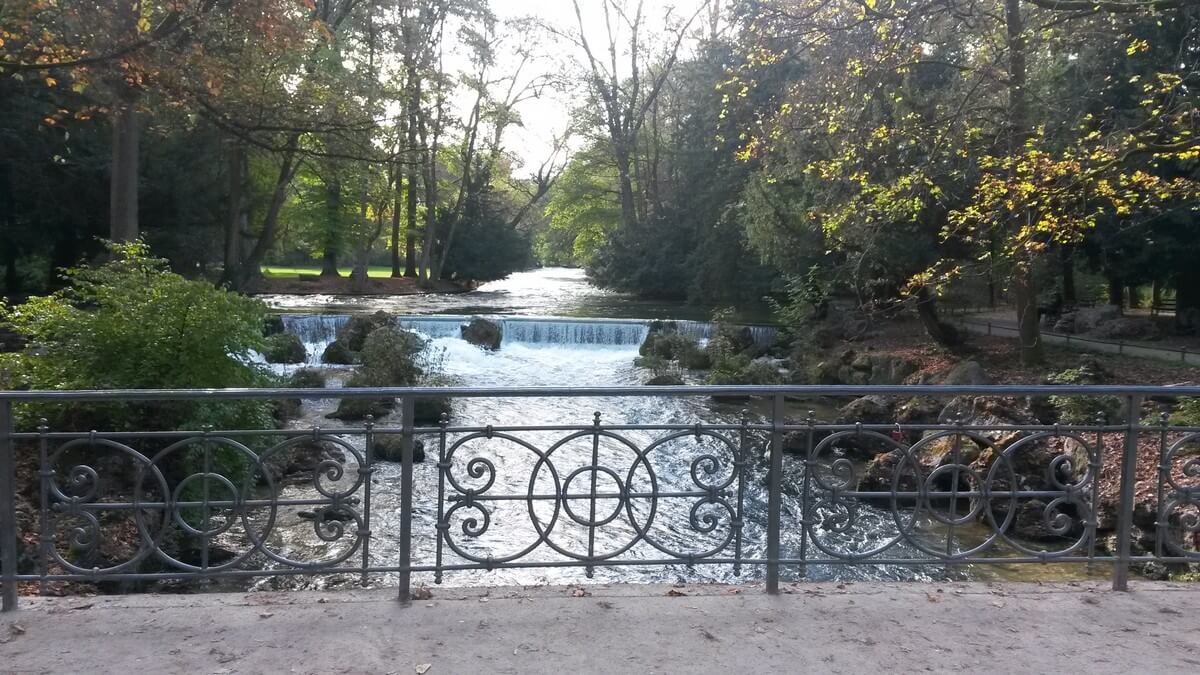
[
  {"left": 261, "top": 314, "right": 949, "bottom": 591},
  {"left": 280, "top": 313, "right": 776, "bottom": 367}
]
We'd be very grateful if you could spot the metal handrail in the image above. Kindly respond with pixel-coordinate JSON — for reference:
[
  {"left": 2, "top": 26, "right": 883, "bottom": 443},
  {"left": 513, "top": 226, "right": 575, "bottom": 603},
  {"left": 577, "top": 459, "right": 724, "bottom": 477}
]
[
  {"left": 2, "top": 385, "right": 1198, "bottom": 612},
  {"left": 2, "top": 383, "right": 1200, "bottom": 400}
]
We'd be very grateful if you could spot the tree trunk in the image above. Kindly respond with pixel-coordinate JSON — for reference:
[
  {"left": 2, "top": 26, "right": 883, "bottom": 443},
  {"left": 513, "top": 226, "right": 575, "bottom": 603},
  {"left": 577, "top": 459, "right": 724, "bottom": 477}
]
[
  {"left": 404, "top": 169, "right": 418, "bottom": 278},
  {"left": 1060, "top": 245, "right": 1076, "bottom": 308},
  {"left": 1107, "top": 274, "right": 1124, "bottom": 308},
  {"left": 1127, "top": 285, "right": 1140, "bottom": 309},
  {"left": 109, "top": 95, "right": 139, "bottom": 242},
  {"left": 223, "top": 141, "right": 246, "bottom": 276},
  {"left": 1005, "top": 0, "right": 1042, "bottom": 365},
  {"left": 1013, "top": 264, "right": 1043, "bottom": 364},
  {"left": 613, "top": 142, "right": 638, "bottom": 229},
  {"left": 915, "top": 287, "right": 962, "bottom": 348},
  {"left": 108, "top": 0, "right": 140, "bottom": 242},
  {"left": 1175, "top": 270, "right": 1200, "bottom": 334},
  {"left": 390, "top": 176, "right": 403, "bottom": 277},
  {"left": 321, "top": 177, "right": 341, "bottom": 277},
  {"left": 227, "top": 134, "right": 301, "bottom": 290}
]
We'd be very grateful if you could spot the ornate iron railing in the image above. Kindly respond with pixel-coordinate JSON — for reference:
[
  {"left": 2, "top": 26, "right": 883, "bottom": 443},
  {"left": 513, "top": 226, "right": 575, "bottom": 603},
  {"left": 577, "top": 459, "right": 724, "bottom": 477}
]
[{"left": 1, "top": 385, "right": 1198, "bottom": 611}]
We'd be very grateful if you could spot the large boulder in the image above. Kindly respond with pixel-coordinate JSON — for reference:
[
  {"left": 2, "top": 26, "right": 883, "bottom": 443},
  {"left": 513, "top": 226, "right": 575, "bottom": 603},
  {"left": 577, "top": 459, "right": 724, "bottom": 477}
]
[
  {"left": 262, "top": 333, "right": 306, "bottom": 364},
  {"left": 321, "top": 339, "right": 356, "bottom": 365},
  {"left": 414, "top": 396, "right": 452, "bottom": 425},
  {"left": 262, "top": 315, "right": 285, "bottom": 337},
  {"left": 808, "top": 350, "right": 918, "bottom": 385},
  {"left": 838, "top": 395, "right": 895, "bottom": 424},
  {"left": 358, "top": 327, "right": 427, "bottom": 386},
  {"left": 938, "top": 360, "right": 989, "bottom": 385},
  {"left": 461, "top": 317, "right": 502, "bottom": 350},
  {"left": 259, "top": 439, "right": 347, "bottom": 484},
  {"left": 834, "top": 395, "right": 900, "bottom": 459},
  {"left": 328, "top": 395, "right": 394, "bottom": 420},
  {"left": 640, "top": 330, "right": 707, "bottom": 368},
  {"left": 289, "top": 368, "right": 327, "bottom": 389},
  {"left": 645, "top": 373, "right": 685, "bottom": 386},
  {"left": 372, "top": 436, "right": 427, "bottom": 463},
  {"left": 1089, "top": 317, "right": 1160, "bottom": 341},
  {"left": 337, "top": 311, "right": 394, "bottom": 352},
  {"left": 1073, "top": 305, "right": 1122, "bottom": 334}
]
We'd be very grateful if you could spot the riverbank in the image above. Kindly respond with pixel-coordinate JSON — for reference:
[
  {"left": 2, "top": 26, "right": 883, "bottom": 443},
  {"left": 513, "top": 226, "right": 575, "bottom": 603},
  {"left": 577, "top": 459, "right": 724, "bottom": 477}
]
[{"left": 4, "top": 582, "right": 1198, "bottom": 673}]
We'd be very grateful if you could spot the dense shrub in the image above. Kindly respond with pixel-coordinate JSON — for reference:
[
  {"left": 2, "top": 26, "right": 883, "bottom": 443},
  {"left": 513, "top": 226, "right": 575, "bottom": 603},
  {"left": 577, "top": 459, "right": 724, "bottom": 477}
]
[
  {"left": 357, "top": 327, "right": 428, "bottom": 386},
  {"left": 262, "top": 333, "right": 306, "bottom": 363},
  {"left": 0, "top": 242, "right": 278, "bottom": 491},
  {"left": 1046, "top": 362, "right": 1121, "bottom": 424},
  {"left": 0, "top": 241, "right": 275, "bottom": 433}
]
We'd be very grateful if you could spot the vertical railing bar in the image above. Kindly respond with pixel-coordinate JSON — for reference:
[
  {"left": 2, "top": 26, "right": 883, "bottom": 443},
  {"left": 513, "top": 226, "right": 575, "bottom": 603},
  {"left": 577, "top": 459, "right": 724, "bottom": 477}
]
[
  {"left": 200, "top": 425, "right": 212, "bottom": 575},
  {"left": 398, "top": 395, "right": 416, "bottom": 605},
  {"left": 1086, "top": 415, "right": 1104, "bottom": 575},
  {"left": 1154, "top": 408, "right": 1170, "bottom": 560},
  {"left": 434, "top": 414, "right": 448, "bottom": 585},
  {"left": 797, "top": 410, "right": 815, "bottom": 579},
  {"left": 732, "top": 411, "right": 749, "bottom": 577},
  {"left": 360, "top": 416, "right": 374, "bottom": 588},
  {"left": 585, "top": 412, "right": 601, "bottom": 579},
  {"left": 1, "top": 400, "right": 17, "bottom": 611},
  {"left": 945, "top": 421, "right": 963, "bottom": 563},
  {"left": 1113, "top": 394, "right": 1143, "bottom": 591},
  {"left": 766, "top": 394, "right": 784, "bottom": 595},
  {"left": 36, "top": 420, "right": 50, "bottom": 595}
]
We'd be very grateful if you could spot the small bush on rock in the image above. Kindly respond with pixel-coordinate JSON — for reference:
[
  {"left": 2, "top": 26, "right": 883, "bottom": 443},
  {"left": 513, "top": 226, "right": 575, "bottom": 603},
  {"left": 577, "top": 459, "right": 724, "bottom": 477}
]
[
  {"left": 262, "top": 333, "right": 306, "bottom": 364},
  {"left": 1047, "top": 360, "right": 1122, "bottom": 424}
]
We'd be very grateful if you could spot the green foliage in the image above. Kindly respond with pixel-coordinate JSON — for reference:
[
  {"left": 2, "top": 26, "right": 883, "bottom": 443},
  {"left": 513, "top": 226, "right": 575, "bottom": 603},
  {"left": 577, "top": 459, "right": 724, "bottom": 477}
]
[
  {"left": 706, "top": 355, "right": 783, "bottom": 386},
  {"left": 1165, "top": 398, "right": 1200, "bottom": 427},
  {"left": 356, "top": 327, "right": 428, "bottom": 387},
  {"left": 767, "top": 265, "right": 832, "bottom": 331},
  {"left": 262, "top": 333, "right": 307, "bottom": 364},
  {"left": 0, "top": 241, "right": 275, "bottom": 432},
  {"left": 1046, "top": 365, "right": 1122, "bottom": 424}
]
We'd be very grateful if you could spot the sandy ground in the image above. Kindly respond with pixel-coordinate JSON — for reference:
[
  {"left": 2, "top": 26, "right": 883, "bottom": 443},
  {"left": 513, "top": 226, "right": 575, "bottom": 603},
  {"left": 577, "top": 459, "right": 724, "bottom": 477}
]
[{"left": 2, "top": 581, "right": 1198, "bottom": 674}]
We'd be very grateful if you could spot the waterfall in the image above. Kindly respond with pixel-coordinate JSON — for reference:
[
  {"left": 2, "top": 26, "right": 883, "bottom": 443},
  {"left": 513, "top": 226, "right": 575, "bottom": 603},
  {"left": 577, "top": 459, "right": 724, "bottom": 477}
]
[
  {"left": 280, "top": 313, "right": 776, "bottom": 356},
  {"left": 280, "top": 314, "right": 350, "bottom": 365}
]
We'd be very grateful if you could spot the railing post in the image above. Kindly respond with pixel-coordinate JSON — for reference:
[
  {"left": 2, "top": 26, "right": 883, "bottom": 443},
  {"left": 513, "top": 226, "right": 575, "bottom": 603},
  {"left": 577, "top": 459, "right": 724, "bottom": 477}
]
[
  {"left": 1113, "top": 394, "right": 1143, "bottom": 592},
  {"left": 1, "top": 400, "right": 17, "bottom": 612},
  {"left": 766, "top": 394, "right": 784, "bottom": 595},
  {"left": 398, "top": 395, "right": 415, "bottom": 605}
]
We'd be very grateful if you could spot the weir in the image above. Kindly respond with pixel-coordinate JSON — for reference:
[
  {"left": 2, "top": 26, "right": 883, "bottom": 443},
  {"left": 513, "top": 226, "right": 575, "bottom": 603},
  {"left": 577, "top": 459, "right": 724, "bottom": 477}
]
[{"left": 280, "top": 313, "right": 779, "bottom": 357}]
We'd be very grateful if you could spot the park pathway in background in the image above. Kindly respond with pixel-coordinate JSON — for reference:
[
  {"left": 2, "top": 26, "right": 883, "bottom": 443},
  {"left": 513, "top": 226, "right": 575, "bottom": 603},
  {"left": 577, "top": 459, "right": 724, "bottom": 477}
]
[
  {"left": 2, "top": 582, "right": 1198, "bottom": 674},
  {"left": 952, "top": 311, "right": 1200, "bottom": 367}
]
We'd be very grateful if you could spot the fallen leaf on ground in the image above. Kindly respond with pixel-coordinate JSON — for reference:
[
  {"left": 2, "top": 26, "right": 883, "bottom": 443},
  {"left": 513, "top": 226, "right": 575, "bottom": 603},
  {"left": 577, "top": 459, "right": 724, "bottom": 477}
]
[
  {"left": 259, "top": 612, "right": 274, "bottom": 619},
  {"left": 415, "top": 664, "right": 432, "bottom": 674},
  {"left": 412, "top": 586, "right": 433, "bottom": 601},
  {"left": 571, "top": 587, "right": 591, "bottom": 597},
  {"left": 666, "top": 589, "right": 688, "bottom": 597}
]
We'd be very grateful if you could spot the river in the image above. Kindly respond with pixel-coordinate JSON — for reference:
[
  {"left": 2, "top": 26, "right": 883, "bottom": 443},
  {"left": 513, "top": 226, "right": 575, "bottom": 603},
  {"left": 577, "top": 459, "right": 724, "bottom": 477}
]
[{"left": 255, "top": 268, "right": 1088, "bottom": 589}]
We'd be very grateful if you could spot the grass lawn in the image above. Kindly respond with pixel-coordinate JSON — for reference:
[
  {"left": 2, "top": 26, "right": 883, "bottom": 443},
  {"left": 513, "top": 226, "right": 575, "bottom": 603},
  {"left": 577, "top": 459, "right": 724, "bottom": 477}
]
[{"left": 261, "top": 265, "right": 410, "bottom": 278}]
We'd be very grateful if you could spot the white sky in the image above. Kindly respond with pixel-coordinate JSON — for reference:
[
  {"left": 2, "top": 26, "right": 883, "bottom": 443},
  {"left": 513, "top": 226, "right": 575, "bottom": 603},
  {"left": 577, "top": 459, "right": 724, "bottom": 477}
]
[{"left": 480, "top": 0, "right": 713, "bottom": 172}]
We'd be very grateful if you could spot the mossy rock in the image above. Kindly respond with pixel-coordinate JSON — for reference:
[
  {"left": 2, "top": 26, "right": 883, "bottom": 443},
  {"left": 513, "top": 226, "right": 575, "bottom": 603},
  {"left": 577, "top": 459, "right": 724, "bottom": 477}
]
[
  {"left": 288, "top": 368, "right": 326, "bottom": 388},
  {"left": 461, "top": 317, "right": 503, "bottom": 350},
  {"left": 646, "top": 373, "right": 685, "bottom": 386},
  {"left": 337, "top": 311, "right": 394, "bottom": 352},
  {"left": 263, "top": 315, "right": 285, "bottom": 337},
  {"left": 358, "top": 327, "right": 427, "bottom": 385},
  {"left": 328, "top": 395, "right": 395, "bottom": 420},
  {"left": 322, "top": 340, "right": 357, "bottom": 365},
  {"left": 414, "top": 396, "right": 452, "bottom": 426},
  {"left": 372, "top": 436, "right": 426, "bottom": 463},
  {"left": 262, "top": 333, "right": 306, "bottom": 364}
]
